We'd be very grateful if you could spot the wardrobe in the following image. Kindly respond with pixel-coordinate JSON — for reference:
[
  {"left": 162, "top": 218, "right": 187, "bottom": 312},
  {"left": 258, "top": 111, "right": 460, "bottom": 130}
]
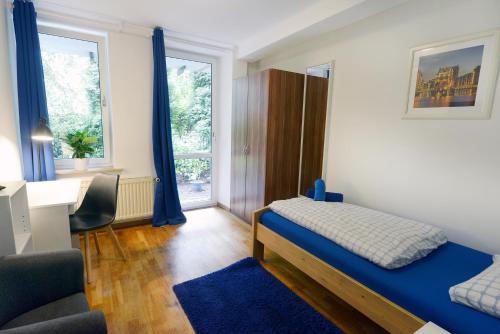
[{"left": 230, "top": 69, "right": 305, "bottom": 223}]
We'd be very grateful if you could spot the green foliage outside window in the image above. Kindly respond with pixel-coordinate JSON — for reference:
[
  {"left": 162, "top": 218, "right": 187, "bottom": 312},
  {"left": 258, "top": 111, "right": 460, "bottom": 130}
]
[
  {"left": 167, "top": 63, "right": 212, "bottom": 182},
  {"left": 174, "top": 158, "right": 211, "bottom": 182},
  {"left": 167, "top": 67, "right": 211, "bottom": 154},
  {"left": 41, "top": 49, "right": 104, "bottom": 160}
]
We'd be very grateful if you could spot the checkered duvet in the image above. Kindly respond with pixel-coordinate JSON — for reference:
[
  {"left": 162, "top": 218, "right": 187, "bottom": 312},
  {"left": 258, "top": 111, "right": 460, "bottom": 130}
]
[{"left": 269, "top": 197, "right": 447, "bottom": 269}]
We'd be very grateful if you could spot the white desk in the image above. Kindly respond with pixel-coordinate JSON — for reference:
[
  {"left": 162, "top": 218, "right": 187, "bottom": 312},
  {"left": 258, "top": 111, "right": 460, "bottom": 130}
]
[{"left": 26, "top": 179, "right": 81, "bottom": 251}]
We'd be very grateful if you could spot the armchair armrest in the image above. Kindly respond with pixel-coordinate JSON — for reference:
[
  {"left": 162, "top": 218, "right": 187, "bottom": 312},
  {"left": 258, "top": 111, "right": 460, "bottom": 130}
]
[
  {"left": 0, "top": 250, "right": 85, "bottom": 327},
  {"left": 0, "top": 311, "right": 107, "bottom": 334}
]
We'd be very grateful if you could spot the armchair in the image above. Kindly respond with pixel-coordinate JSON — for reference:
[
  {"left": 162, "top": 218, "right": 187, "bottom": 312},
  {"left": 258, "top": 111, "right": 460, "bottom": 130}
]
[{"left": 0, "top": 250, "right": 106, "bottom": 333}]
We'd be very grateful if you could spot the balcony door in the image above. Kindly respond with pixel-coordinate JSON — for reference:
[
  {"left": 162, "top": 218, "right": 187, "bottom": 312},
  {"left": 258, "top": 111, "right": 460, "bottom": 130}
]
[{"left": 166, "top": 52, "right": 215, "bottom": 209}]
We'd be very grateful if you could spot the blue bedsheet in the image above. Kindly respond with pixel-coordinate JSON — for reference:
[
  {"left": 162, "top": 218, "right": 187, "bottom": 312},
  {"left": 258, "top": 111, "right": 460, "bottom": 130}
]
[{"left": 260, "top": 211, "right": 500, "bottom": 334}]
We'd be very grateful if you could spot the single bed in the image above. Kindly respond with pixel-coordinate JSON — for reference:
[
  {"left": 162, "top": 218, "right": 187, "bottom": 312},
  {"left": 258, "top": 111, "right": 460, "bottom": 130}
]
[{"left": 252, "top": 208, "right": 500, "bottom": 334}]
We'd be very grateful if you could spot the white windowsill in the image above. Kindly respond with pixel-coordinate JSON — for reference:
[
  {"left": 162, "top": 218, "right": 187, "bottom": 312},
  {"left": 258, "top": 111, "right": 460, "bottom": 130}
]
[{"left": 56, "top": 167, "right": 123, "bottom": 178}]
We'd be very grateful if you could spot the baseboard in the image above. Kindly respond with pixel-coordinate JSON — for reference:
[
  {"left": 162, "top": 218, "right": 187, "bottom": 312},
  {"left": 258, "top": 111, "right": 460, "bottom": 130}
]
[{"left": 217, "top": 202, "right": 230, "bottom": 211}]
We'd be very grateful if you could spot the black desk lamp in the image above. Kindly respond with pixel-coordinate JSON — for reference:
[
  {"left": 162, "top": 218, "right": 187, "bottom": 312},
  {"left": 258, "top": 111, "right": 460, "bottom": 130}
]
[{"left": 32, "top": 118, "right": 54, "bottom": 142}]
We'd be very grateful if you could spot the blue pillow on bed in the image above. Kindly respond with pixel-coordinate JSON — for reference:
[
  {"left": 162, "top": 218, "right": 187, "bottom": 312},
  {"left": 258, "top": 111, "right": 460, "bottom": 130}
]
[
  {"left": 306, "top": 187, "right": 343, "bottom": 203},
  {"left": 314, "top": 179, "right": 326, "bottom": 201}
]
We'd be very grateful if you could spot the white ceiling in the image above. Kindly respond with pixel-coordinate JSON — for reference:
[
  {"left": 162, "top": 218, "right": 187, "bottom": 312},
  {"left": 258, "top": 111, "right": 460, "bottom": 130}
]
[
  {"left": 39, "top": 0, "right": 322, "bottom": 44},
  {"left": 36, "top": 0, "right": 409, "bottom": 60}
]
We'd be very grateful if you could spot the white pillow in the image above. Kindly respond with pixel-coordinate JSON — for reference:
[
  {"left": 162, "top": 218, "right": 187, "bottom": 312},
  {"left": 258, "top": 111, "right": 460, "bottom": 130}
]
[{"left": 449, "top": 255, "right": 500, "bottom": 318}]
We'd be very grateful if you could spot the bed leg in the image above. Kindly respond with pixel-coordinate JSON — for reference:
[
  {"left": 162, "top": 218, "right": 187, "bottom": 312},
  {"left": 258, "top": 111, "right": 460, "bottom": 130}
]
[
  {"left": 252, "top": 238, "right": 264, "bottom": 260},
  {"left": 252, "top": 208, "right": 267, "bottom": 260}
]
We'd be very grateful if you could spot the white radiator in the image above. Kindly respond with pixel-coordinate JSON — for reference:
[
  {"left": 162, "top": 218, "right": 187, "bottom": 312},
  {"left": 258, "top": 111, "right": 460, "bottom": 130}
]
[{"left": 78, "top": 177, "right": 154, "bottom": 222}]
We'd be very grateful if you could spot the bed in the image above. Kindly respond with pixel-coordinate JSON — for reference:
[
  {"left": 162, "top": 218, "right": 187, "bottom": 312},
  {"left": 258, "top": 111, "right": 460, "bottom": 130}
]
[{"left": 252, "top": 207, "right": 500, "bottom": 334}]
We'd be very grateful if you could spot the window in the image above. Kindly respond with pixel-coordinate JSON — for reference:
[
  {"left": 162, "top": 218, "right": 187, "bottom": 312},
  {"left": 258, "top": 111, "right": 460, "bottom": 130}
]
[
  {"left": 166, "top": 52, "right": 215, "bottom": 207},
  {"left": 38, "top": 27, "right": 111, "bottom": 169}
]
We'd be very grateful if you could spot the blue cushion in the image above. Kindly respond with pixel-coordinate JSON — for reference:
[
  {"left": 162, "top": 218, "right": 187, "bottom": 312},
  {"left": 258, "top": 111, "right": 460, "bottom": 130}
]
[
  {"left": 306, "top": 189, "right": 343, "bottom": 203},
  {"left": 313, "top": 179, "right": 326, "bottom": 201},
  {"left": 260, "top": 211, "right": 500, "bottom": 334}
]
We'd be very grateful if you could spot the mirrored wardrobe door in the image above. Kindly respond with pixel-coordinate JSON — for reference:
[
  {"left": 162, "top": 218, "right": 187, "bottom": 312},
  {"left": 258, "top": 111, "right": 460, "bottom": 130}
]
[{"left": 299, "top": 63, "right": 333, "bottom": 195}]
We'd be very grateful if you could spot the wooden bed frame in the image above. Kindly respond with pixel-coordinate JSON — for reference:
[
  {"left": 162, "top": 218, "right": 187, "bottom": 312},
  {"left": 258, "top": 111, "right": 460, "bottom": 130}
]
[{"left": 252, "top": 207, "right": 426, "bottom": 334}]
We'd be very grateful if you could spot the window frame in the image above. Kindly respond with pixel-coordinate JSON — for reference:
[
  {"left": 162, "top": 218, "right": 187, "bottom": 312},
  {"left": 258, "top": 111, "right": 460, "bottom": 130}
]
[
  {"left": 166, "top": 49, "right": 217, "bottom": 210},
  {"left": 37, "top": 25, "right": 113, "bottom": 170}
]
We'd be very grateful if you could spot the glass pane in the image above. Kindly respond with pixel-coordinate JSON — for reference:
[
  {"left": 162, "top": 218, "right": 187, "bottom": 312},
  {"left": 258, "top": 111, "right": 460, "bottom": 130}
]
[
  {"left": 166, "top": 57, "right": 212, "bottom": 154},
  {"left": 175, "top": 158, "right": 212, "bottom": 204},
  {"left": 39, "top": 33, "right": 104, "bottom": 159}
]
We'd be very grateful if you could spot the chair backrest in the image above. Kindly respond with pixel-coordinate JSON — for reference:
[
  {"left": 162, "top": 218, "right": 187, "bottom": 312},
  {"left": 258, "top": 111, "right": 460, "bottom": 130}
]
[{"left": 76, "top": 174, "right": 120, "bottom": 220}]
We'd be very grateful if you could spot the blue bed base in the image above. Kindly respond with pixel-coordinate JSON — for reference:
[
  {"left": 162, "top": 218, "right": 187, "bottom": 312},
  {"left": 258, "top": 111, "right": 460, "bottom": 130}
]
[{"left": 260, "top": 211, "right": 500, "bottom": 334}]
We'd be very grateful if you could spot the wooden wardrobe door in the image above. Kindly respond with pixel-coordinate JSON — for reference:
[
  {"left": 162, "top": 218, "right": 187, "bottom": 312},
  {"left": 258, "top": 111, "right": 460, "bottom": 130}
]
[
  {"left": 244, "top": 71, "right": 269, "bottom": 222},
  {"left": 300, "top": 75, "right": 329, "bottom": 195},
  {"left": 230, "top": 77, "right": 248, "bottom": 220},
  {"left": 265, "top": 69, "right": 304, "bottom": 205}
]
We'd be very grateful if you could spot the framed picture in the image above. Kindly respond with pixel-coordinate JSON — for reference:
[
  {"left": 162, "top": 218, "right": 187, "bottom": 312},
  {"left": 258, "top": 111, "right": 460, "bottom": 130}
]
[{"left": 404, "top": 30, "right": 500, "bottom": 119}]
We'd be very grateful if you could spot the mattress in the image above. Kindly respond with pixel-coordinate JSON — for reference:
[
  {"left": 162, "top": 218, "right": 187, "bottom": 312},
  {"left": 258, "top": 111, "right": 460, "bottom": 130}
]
[{"left": 260, "top": 211, "right": 500, "bottom": 334}]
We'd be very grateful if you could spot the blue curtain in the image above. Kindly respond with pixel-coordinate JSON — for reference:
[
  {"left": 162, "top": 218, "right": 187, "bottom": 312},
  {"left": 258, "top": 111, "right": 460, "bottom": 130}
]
[
  {"left": 13, "top": 0, "right": 55, "bottom": 182},
  {"left": 151, "top": 27, "right": 186, "bottom": 226}
]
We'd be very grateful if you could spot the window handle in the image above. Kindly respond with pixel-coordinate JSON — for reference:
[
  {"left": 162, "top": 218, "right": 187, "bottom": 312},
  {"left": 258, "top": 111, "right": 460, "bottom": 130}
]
[{"left": 101, "top": 95, "right": 107, "bottom": 107}]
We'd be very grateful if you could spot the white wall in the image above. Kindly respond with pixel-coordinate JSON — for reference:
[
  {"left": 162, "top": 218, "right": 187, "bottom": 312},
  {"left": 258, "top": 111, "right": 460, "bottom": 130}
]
[
  {"left": 215, "top": 53, "right": 234, "bottom": 207},
  {"left": 233, "top": 57, "right": 248, "bottom": 78},
  {"left": 0, "top": 5, "right": 22, "bottom": 181},
  {"left": 106, "top": 31, "right": 155, "bottom": 178},
  {"left": 256, "top": 0, "right": 500, "bottom": 254}
]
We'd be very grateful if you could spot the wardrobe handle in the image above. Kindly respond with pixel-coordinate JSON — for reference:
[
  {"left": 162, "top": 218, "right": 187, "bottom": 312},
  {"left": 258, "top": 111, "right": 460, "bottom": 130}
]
[{"left": 243, "top": 145, "right": 250, "bottom": 155}]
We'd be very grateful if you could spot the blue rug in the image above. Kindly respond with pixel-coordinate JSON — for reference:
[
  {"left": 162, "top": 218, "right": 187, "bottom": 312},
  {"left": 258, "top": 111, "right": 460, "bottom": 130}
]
[{"left": 173, "top": 258, "right": 343, "bottom": 334}]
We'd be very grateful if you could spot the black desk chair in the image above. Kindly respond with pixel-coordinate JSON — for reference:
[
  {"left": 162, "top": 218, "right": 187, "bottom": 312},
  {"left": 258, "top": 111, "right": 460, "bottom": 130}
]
[{"left": 70, "top": 174, "right": 126, "bottom": 283}]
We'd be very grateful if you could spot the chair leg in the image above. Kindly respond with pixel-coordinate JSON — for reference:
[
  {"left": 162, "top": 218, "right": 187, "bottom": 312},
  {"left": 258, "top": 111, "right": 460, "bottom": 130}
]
[
  {"left": 107, "top": 225, "right": 126, "bottom": 260},
  {"left": 93, "top": 232, "right": 101, "bottom": 255},
  {"left": 84, "top": 232, "right": 92, "bottom": 283}
]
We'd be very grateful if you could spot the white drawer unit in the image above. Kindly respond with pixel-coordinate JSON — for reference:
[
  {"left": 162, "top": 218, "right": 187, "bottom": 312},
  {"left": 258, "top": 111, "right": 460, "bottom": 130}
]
[{"left": 0, "top": 181, "right": 33, "bottom": 256}]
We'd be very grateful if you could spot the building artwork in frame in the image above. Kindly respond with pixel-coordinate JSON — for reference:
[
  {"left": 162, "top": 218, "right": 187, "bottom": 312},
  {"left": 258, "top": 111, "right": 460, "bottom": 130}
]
[{"left": 405, "top": 30, "right": 500, "bottom": 119}]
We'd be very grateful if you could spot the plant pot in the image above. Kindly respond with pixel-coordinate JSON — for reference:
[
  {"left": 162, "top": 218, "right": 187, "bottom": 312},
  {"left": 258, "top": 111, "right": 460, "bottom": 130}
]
[
  {"left": 74, "top": 158, "right": 88, "bottom": 171},
  {"left": 190, "top": 180, "right": 204, "bottom": 192}
]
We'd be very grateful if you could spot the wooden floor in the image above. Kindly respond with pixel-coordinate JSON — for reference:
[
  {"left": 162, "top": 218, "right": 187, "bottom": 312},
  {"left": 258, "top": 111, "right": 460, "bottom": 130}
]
[{"left": 84, "top": 207, "right": 386, "bottom": 334}]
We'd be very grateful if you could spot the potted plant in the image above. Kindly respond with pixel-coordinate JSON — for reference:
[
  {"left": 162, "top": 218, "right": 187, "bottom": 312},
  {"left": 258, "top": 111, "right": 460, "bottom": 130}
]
[
  {"left": 63, "top": 130, "right": 97, "bottom": 171},
  {"left": 188, "top": 160, "right": 208, "bottom": 192}
]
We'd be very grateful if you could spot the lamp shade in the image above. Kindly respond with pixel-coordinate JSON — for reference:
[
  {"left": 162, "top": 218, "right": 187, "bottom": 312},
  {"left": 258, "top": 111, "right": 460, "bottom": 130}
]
[{"left": 32, "top": 118, "right": 54, "bottom": 142}]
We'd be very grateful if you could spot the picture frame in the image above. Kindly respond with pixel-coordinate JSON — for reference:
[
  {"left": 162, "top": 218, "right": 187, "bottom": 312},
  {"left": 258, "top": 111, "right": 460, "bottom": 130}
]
[{"left": 404, "top": 29, "right": 500, "bottom": 119}]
